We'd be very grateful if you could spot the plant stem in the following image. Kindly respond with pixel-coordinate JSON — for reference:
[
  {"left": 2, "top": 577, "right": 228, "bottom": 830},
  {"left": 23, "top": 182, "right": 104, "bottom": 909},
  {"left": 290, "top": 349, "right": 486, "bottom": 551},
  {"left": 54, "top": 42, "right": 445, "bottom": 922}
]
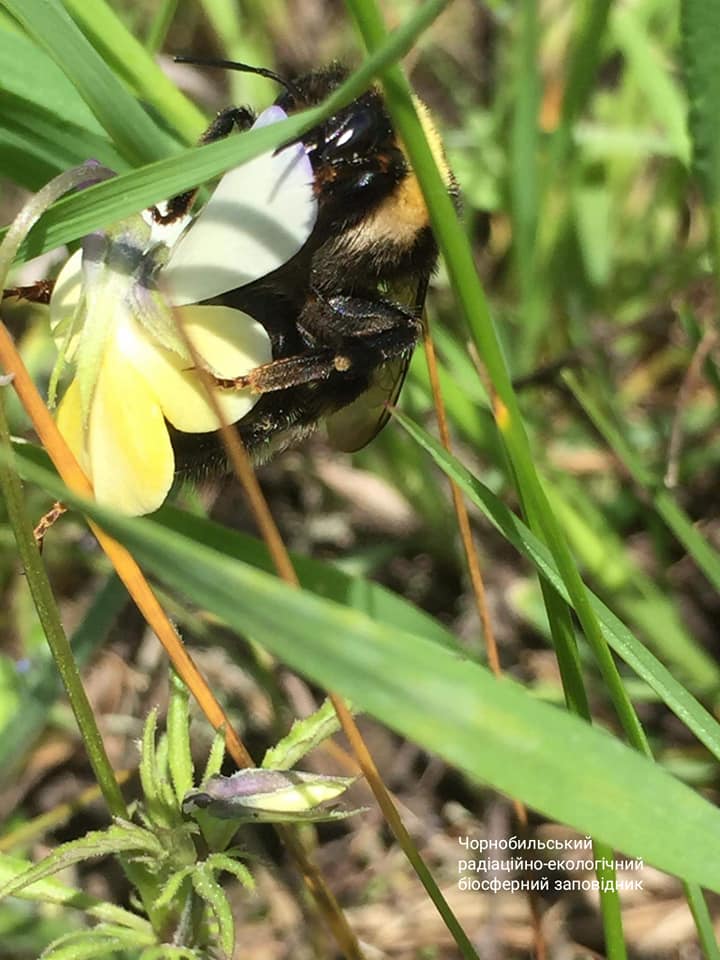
[{"left": 0, "top": 387, "right": 164, "bottom": 928}]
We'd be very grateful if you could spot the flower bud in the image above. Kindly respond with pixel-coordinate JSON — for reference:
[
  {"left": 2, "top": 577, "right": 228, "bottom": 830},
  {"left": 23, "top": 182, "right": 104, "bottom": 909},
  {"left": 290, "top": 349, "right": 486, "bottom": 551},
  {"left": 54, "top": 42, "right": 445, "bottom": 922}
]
[{"left": 183, "top": 769, "right": 358, "bottom": 823}]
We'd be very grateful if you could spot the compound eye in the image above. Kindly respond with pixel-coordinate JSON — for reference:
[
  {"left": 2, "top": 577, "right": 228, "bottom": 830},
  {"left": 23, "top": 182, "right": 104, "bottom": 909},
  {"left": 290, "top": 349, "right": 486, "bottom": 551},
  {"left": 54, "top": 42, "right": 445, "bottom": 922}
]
[{"left": 330, "top": 108, "right": 377, "bottom": 156}]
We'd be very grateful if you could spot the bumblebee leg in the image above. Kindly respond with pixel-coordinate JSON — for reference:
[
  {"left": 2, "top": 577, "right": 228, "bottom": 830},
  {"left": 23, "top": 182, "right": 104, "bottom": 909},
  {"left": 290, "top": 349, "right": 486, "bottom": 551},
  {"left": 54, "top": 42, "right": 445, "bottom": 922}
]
[
  {"left": 152, "top": 106, "right": 255, "bottom": 224},
  {"left": 199, "top": 106, "right": 255, "bottom": 143},
  {"left": 317, "top": 293, "right": 421, "bottom": 343},
  {"left": 213, "top": 351, "right": 340, "bottom": 392},
  {"left": 212, "top": 296, "right": 420, "bottom": 394},
  {"left": 34, "top": 500, "right": 67, "bottom": 552},
  {"left": 3, "top": 280, "right": 55, "bottom": 304}
]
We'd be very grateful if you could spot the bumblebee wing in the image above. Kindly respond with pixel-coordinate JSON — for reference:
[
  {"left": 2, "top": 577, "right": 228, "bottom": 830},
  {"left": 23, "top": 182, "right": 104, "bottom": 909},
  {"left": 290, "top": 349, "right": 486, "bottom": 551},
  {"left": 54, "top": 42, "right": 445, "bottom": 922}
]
[{"left": 325, "top": 354, "right": 410, "bottom": 452}]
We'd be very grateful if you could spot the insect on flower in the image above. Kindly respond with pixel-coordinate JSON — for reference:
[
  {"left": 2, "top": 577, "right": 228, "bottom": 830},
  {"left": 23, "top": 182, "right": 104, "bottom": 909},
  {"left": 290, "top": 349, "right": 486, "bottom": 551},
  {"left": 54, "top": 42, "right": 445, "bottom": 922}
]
[
  {"left": 166, "top": 60, "right": 457, "bottom": 475},
  {"left": 45, "top": 105, "right": 317, "bottom": 516},
  {"left": 8, "top": 61, "right": 455, "bottom": 520}
]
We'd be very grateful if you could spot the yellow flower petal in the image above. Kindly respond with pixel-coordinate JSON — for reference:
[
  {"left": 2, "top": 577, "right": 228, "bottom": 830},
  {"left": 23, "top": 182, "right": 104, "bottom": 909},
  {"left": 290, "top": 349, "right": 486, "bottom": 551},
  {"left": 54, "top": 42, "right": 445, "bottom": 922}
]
[
  {"left": 87, "top": 353, "right": 175, "bottom": 515},
  {"left": 55, "top": 376, "right": 90, "bottom": 474},
  {"left": 116, "top": 305, "right": 272, "bottom": 433},
  {"left": 49, "top": 249, "right": 84, "bottom": 358},
  {"left": 182, "top": 303, "right": 272, "bottom": 379}
]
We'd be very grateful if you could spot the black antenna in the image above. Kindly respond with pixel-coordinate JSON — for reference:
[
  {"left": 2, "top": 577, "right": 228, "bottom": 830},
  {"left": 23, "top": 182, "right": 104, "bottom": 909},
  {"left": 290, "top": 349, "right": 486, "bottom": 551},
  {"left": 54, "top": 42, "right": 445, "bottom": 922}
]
[{"left": 174, "top": 56, "right": 303, "bottom": 101}]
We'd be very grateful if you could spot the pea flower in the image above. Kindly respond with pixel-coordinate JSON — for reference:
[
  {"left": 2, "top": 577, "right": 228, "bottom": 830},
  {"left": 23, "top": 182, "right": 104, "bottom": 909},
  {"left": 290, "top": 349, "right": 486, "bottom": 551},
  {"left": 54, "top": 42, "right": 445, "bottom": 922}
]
[{"left": 50, "top": 106, "right": 316, "bottom": 515}]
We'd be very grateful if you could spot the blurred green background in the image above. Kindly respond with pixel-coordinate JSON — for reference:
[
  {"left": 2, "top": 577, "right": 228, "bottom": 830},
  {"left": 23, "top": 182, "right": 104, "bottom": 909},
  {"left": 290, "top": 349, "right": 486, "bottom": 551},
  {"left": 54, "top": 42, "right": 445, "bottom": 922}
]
[{"left": 1, "top": 1, "right": 719, "bottom": 957}]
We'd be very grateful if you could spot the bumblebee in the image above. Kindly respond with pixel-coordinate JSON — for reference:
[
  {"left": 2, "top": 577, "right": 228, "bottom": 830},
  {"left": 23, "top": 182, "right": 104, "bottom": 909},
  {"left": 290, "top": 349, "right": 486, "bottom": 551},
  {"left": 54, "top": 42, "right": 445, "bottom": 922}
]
[
  {"left": 4, "top": 62, "right": 457, "bottom": 478},
  {"left": 168, "top": 60, "right": 457, "bottom": 474}
]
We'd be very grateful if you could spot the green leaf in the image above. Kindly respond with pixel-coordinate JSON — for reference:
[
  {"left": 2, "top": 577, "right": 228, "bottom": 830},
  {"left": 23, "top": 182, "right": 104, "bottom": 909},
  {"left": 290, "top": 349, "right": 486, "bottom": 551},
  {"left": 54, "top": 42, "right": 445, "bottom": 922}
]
[
  {"left": 0, "top": 852, "right": 151, "bottom": 932},
  {"left": 41, "top": 924, "right": 155, "bottom": 959},
  {"left": 41, "top": 936, "right": 137, "bottom": 960},
  {"left": 191, "top": 866, "right": 234, "bottom": 959},
  {"left": 19, "top": 459, "right": 720, "bottom": 893},
  {"left": 201, "top": 727, "right": 227, "bottom": 783},
  {"left": 139, "top": 707, "right": 168, "bottom": 826},
  {"left": 153, "top": 867, "right": 193, "bottom": 913},
  {"left": 262, "top": 699, "right": 341, "bottom": 770},
  {"left": 167, "top": 672, "right": 194, "bottom": 805},
  {"left": 0, "top": 824, "right": 162, "bottom": 901},
  {"left": 205, "top": 853, "right": 254, "bottom": 890}
]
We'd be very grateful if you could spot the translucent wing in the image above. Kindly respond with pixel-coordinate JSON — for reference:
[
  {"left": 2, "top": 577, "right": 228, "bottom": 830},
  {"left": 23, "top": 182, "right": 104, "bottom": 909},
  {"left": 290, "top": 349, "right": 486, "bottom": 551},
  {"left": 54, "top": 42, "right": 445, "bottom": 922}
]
[{"left": 324, "top": 355, "right": 410, "bottom": 453}]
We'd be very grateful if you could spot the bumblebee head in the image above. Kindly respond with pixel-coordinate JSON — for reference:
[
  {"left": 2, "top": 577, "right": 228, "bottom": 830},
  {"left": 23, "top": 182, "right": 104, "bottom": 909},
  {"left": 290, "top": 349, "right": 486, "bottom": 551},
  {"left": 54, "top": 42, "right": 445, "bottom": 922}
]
[
  {"left": 271, "top": 64, "right": 406, "bottom": 227},
  {"left": 174, "top": 57, "right": 455, "bottom": 269},
  {"left": 275, "top": 64, "right": 456, "bottom": 270}
]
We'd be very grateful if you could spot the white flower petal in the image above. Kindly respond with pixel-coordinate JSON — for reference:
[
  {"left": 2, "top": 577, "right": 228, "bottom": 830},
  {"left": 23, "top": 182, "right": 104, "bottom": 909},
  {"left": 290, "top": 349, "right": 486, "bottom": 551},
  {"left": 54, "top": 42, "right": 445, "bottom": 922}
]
[
  {"left": 116, "top": 305, "right": 272, "bottom": 433},
  {"left": 253, "top": 105, "right": 288, "bottom": 129},
  {"left": 163, "top": 113, "right": 317, "bottom": 305}
]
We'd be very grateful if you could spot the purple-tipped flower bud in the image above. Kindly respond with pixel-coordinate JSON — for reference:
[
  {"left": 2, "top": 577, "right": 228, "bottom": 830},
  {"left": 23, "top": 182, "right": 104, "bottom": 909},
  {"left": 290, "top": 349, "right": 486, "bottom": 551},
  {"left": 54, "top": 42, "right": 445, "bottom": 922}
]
[{"left": 182, "top": 768, "right": 357, "bottom": 822}]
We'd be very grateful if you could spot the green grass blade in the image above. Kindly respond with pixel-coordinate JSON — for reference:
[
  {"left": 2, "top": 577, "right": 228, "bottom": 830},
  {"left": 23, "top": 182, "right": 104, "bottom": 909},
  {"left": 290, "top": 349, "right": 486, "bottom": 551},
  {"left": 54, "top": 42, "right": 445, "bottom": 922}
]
[
  {"left": 155, "top": 505, "right": 457, "bottom": 650},
  {"left": 16, "top": 456, "right": 720, "bottom": 893},
  {"left": 390, "top": 409, "right": 720, "bottom": 764},
  {"left": 547, "top": 476, "right": 720, "bottom": 689},
  {"left": 551, "top": 0, "right": 614, "bottom": 170},
  {"left": 5, "top": 116, "right": 320, "bottom": 263},
  {"left": 0, "top": 94, "right": 128, "bottom": 186},
  {"left": 686, "top": 883, "right": 720, "bottom": 960},
  {"left": 509, "top": 0, "right": 542, "bottom": 366},
  {"left": 0, "top": 575, "right": 127, "bottom": 786},
  {"left": 611, "top": 4, "right": 690, "bottom": 165},
  {"left": 2, "top": 0, "right": 177, "bottom": 165},
  {"left": 565, "top": 372, "right": 720, "bottom": 594},
  {"left": 1, "top": 2, "right": 453, "bottom": 263},
  {"left": 0, "top": 25, "right": 112, "bottom": 137},
  {"left": 680, "top": 0, "right": 720, "bottom": 203},
  {"left": 531, "top": 0, "right": 614, "bottom": 363},
  {"left": 197, "top": 0, "right": 274, "bottom": 105},
  {"left": 0, "top": 25, "right": 127, "bottom": 185},
  {"left": 344, "top": 0, "right": 649, "bottom": 859},
  {"left": 145, "top": 0, "right": 179, "bottom": 54},
  {"left": 420, "top": 341, "right": 716, "bottom": 693},
  {"left": 62, "top": 0, "right": 206, "bottom": 140},
  {"left": 681, "top": 0, "right": 720, "bottom": 276}
]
